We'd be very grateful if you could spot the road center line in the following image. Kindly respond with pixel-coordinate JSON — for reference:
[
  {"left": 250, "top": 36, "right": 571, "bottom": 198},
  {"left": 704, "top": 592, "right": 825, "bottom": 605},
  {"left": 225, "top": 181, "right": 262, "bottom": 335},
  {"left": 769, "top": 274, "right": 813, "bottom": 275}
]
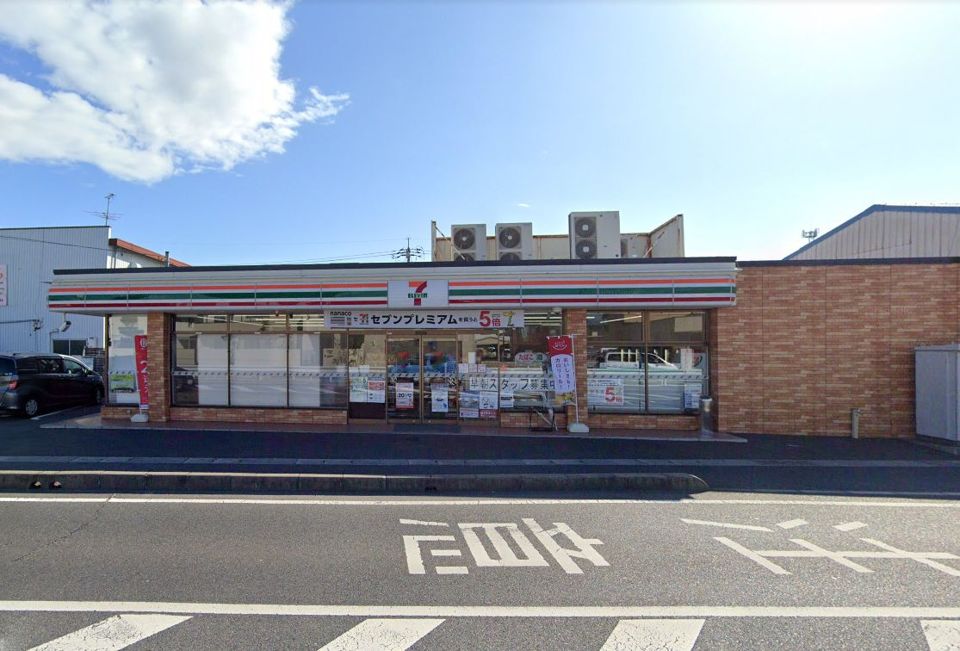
[{"left": 3, "top": 601, "right": 960, "bottom": 618}]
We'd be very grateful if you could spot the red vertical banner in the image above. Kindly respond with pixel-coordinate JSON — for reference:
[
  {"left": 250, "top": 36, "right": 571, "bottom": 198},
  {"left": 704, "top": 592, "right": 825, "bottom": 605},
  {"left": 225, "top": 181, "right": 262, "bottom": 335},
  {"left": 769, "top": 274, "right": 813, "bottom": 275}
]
[
  {"left": 547, "top": 335, "right": 575, "bottom": 405},
  {"left": 134, "top": 334, "right": 149, "bottom": 409}
]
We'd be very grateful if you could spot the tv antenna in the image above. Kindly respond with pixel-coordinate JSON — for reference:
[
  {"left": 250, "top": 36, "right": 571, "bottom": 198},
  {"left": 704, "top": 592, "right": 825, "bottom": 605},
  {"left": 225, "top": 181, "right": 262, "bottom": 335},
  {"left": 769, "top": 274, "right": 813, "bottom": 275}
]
[
  {"left": 86, "top": 192, "right": 122, "bottom": 226},
  {"left": 801, "top": 228, "right": 819, "bottom": 242},
  {"left": 392, "top": 237, "right": 424, "bottom": 263}
]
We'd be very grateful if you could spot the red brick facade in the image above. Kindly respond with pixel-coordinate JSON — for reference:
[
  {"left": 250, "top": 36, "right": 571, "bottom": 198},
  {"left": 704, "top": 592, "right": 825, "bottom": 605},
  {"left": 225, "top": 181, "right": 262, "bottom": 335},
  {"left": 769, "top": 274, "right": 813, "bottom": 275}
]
[{"left": 713, "top": 261, "right": 960, "bottom": 438}]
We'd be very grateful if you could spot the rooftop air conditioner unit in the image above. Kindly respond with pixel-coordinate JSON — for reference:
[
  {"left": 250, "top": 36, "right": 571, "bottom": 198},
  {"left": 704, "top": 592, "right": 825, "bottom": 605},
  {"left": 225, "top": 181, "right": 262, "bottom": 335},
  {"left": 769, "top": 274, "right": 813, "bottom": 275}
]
[
  {"left": 620, "top": 233, "right": 649, "bottom": 259},
  {"left": 569, "top": 211, "right": 621, "bottom": 260},
  {"left": 495, "top": 222, "right": 533, "bottom": 261},
  {"left": 450, "top": 224, "right": 487, "bottom": 261}
]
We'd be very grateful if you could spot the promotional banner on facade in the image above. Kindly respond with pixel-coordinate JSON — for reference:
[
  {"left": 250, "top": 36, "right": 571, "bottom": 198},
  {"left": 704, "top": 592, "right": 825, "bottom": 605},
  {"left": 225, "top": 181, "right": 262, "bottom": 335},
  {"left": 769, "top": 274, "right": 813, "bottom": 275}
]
[
  {"left": 547, "top": 335, "right": 576, "bottom": 405},
  {"left": 133, "top": 334, "right": 149, "bottom": 409},
  {"left": 325, "top": 310, "right": 523, "bottom": 329},
  {"left": 0, "top": 264, "right": 7, "bottom": 307}
]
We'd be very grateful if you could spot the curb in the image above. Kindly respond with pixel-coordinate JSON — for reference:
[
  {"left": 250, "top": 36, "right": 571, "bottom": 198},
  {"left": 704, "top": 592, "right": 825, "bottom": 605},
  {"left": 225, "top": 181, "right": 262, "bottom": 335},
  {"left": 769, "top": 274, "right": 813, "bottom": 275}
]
[{"left": 0, "top": 470, "right": 708, "bottom": 494}]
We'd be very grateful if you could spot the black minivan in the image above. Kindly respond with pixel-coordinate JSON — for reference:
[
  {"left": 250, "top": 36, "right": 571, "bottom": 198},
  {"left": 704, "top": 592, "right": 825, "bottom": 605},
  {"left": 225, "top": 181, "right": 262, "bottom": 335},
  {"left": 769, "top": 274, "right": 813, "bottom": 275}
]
[{"left": 0, "top": 353, "right": 104, "bottom": 417}]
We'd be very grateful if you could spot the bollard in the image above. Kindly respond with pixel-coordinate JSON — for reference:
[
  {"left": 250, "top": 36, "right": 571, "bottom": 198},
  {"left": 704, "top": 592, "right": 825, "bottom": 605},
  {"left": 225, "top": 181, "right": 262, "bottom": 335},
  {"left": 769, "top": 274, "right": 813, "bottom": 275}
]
[{"left": 851, "top": 408, "right": 862, "bottom": 439}]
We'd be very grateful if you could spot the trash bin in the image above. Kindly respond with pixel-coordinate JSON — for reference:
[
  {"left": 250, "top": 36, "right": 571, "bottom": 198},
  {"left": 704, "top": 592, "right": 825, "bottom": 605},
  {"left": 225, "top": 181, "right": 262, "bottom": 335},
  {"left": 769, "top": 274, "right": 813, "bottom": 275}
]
[{"left": 700, "top": 397, "right": 713, "bottom": 434}]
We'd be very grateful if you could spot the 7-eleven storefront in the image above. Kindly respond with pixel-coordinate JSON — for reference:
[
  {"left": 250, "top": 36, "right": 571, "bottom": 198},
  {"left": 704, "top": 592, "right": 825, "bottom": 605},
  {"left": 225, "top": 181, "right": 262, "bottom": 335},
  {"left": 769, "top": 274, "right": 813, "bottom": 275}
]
[{"left": 49, "top": 258, "right": 737, "bottom": 431}]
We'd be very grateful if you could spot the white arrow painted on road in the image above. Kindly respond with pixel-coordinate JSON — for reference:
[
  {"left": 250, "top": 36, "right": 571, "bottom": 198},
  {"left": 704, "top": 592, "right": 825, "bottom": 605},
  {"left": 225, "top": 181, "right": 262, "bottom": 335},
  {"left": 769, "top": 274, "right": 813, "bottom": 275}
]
[
  {"left": 28, "top": 613, "right": 190, "bottom": 651},
  {"left": 921, "top": 620, "right": 960, "bottom": 651},
  {"left": 318, "top": 618, "right": 444, "bottom": 650},
  {"left": 600, "top": 619, "right": 705, "bottom": 651}
]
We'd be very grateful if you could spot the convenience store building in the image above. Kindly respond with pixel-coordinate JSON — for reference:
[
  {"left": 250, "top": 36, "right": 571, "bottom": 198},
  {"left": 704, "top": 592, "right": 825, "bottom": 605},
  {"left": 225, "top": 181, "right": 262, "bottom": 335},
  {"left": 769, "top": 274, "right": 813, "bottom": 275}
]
[{"left": 48, "top": 255, "right": 960, "bottom": 438}]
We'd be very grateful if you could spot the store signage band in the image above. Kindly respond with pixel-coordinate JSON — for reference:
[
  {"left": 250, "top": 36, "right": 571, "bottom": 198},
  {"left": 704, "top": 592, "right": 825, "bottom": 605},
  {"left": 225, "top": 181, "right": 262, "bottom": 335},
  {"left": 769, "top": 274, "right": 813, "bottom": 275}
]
[{"left": 325, "top": 309, "right": 524, "bottom": 329}]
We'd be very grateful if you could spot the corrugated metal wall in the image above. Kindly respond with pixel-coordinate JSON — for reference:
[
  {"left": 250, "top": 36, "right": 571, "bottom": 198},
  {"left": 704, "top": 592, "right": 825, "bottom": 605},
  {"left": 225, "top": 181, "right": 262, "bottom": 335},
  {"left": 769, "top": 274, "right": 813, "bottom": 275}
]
[
  {"left": 0, "top": 226, "right": 108, "bottom": 352},
  {"left": 792, "top": 208, "right": 960, "bottom": 260}
]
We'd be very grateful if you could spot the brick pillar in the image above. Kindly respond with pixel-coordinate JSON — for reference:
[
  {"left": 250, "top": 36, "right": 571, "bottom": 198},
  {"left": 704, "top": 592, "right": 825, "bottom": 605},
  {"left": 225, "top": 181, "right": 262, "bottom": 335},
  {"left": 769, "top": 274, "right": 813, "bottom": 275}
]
[
  {"left": 146, "top": 312, "right": 172, "bottom": 422},
  {"left": 562, "top": 308, "right": 589, "bottom": 427}
]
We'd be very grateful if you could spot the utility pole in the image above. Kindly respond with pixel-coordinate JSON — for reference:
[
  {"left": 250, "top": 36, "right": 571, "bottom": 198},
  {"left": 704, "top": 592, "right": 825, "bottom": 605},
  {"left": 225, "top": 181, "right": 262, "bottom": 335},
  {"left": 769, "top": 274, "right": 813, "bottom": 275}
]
[{"left": 392, "top": 237, "right": 424, "bottom": 263}]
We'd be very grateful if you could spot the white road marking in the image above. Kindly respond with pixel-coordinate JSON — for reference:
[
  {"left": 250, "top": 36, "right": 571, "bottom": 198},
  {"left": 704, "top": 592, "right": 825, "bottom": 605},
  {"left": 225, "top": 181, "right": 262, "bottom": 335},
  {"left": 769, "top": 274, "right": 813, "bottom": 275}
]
[
  {"left": 430, "top": 549, "right": 461, "bottom": 557},
  {"left": 786, "top": 539, "right": 873, "bottom": 573},
  {"left": 5, "top": 601, "right": 960, "bottom": 618},
  {"left": 399, "top": 519, "right": 449, "bottom": 526},
  {"left": 600, "top": 619, "right": 704, "bottom": 651},
  {"left": 403, "top": 535, "right": 457, "bottom": 574},
  {"left": 27, "top": 613, "right": 190, "bottom": 650},
  {"left": 714, "top": 537, "right": 792, "bottom": 575},
  {"left": 523, "top": 518, "right": 610, "bottom": 574},
  {"left": 681, "top": 518, "right": 772, "bottom": 532},
  {"left": 835, "top": 521, "right": 868, "bottom": 531},
  {"left": 921, "top": 620, "right": 960, "bottom": 651},
  {"left": 777, "top": 519, "right": 808, "bottom": 529},
  {"left": 460, "top": 523, "right": 549, "bottom": 567},
  {"left": 1, "top": 496, "right": 960, "bottom": 507},
  {"left": 317, "top": 618, "right": 443, "bottom": 650},
  {"left": 859, "top": 538, "right": 960, "bottom": 577},
  {"left": 435, "top": 566, "right": 469, "bottom": 575}
]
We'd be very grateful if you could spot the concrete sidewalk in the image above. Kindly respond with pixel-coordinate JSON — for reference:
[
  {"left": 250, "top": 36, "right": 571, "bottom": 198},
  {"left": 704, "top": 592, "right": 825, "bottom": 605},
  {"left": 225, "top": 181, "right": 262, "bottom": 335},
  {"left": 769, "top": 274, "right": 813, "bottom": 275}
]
[{"left": 2, "top": 408, "right": 957, "bottom": 495}]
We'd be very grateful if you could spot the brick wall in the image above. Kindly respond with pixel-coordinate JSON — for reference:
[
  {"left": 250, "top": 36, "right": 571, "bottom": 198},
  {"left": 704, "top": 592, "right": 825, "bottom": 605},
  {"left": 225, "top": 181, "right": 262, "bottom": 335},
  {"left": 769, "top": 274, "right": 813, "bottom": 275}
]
[
  {"left": 146, "top": 312, "right": 172, "bottom": 422},
  {"left": 714, "top": 262, "right": 960, "bottom": 438},
  {"left": 170, "top": 407, "right": 348, "bottom": 425}
]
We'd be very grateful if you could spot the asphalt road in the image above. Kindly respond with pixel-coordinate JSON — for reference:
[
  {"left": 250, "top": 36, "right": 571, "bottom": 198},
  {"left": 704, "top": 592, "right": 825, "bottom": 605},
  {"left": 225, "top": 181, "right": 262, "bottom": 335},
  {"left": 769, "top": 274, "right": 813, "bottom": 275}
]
[{"left": 2, "top": 491, "right": 960, "bottom": 649}]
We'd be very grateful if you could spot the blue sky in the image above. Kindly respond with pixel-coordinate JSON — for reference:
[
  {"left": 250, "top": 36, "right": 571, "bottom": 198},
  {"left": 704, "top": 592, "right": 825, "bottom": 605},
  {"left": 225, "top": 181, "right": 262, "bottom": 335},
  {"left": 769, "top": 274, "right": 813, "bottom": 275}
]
[{"left": 1, "top": 1, "right": 958, "bottom": 264}]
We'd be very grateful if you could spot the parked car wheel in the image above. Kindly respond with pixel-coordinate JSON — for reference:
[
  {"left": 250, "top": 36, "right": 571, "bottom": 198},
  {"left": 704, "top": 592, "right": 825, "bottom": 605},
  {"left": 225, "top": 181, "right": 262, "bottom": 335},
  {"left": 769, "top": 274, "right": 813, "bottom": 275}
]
[
  {"left": 93, "top": 387, "right": 104, "bottom": 406},
  {"left": 22, "top": 397, "right": 41, "bottom": 418}
]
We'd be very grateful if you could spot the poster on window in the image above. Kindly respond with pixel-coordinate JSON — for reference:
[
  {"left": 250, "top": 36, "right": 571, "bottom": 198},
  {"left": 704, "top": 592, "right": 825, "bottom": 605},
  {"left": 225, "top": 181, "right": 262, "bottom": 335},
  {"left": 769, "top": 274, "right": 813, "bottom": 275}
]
[
  {"left": 350, "top": 376, "right": 367, "bottom": 402},
  {"left": 367, "top": 378, "right": 386, "bottom": 403},
  {"left": 683, "top": 383, "right": 702, "bottom": 410},
  {"left": 459, "top": 390, "right": 480, "bottom": 418},
  {"left": 547, "top": 335, "right": 576, "bottom": 405},
  {"left": 431, "top": 386, "right": 449, "bottom": 413},
  {"left": 479, "top": 390, "right": 499, "bottom": 410},
  {"left": 396, "top": 382, "right": 415, "bottom": 409},
  {"left": 133, "top": 335, "right": 149, "bottom": 409},
  {"left": 588, "top": 377, "right": 624, "bottom": 406}
]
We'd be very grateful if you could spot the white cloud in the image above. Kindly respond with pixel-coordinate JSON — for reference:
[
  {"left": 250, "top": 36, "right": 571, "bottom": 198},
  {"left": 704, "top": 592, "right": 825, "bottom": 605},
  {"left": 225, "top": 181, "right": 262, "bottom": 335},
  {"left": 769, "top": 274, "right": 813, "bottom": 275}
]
[
  {"left": 516, "top": 202, "right": 531, "bottom": 209},
  {"left": 0, "top": 0, "right": 347, "bottom": 183}
]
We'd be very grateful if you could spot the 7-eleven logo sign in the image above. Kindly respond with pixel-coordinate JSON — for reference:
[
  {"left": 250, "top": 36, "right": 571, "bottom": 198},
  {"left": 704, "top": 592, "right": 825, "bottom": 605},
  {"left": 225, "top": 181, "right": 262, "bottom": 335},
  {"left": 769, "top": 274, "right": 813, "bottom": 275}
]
[
  {"left": 388, "top": 280, "right": 449, "bottom": 308},
  {"left": 408, "top": 280, "right": 429, "bottom": 306}
]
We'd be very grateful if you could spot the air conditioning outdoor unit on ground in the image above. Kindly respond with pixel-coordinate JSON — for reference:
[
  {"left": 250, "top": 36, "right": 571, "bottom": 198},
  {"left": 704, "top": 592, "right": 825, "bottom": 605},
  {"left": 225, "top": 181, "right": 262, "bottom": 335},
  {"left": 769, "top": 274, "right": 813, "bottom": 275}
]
[
  {"left": 620, "top": 233, "right": 649, "bottom": 258},
  {"left": 450, "top": 224, "right": 487, "bottom": 261},
  {"left": 569, "top": 211, "right": 621, "bottom": 260},
  {"left": 495, "top": 222, "right": 533, "bottom": 261}
]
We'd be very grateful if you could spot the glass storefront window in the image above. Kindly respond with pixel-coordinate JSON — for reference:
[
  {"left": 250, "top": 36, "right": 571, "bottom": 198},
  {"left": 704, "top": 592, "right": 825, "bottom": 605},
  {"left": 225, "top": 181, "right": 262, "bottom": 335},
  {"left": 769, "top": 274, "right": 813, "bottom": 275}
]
[
  {"left": 586, "top": 310, "right": 708, "bottom": 414},
  {"left": 173, "top": 332, "right": 228, "bottom": 406},
  {"left": 174, "top": 315, "right": 228, "bottom": 332},
  {"left": 107, "top": 315, "right": 146, "bottom": 404},
  {"left": 230, "top": 314, "right": 288, "bottom": 333},
  {"left": 289, "top": 333, "right": 347, "bottom": 408},
  {"left": 230, "top": 333, "right": 287, "bottom": 406},
  {"left": 346, "top": 333, "right": 386, "bottom": 418}
]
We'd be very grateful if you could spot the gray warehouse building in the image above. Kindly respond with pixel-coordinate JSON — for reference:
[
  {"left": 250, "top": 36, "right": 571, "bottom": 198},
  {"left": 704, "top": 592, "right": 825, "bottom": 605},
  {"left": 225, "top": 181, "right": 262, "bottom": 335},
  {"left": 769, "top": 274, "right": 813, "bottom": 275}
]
[{"left": 787, "top": 204, "right": 960, "bottom": 260}]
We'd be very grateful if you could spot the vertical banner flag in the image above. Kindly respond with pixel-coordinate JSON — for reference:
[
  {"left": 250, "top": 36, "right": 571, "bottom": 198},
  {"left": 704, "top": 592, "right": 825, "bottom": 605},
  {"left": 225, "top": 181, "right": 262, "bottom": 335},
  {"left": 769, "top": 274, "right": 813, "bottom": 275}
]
[
  {"left": 547, "top": 335, "right": 576, "bottom": 405},
  {"left": 133, "top": 334, "right": 150, "bottom": 409}
]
